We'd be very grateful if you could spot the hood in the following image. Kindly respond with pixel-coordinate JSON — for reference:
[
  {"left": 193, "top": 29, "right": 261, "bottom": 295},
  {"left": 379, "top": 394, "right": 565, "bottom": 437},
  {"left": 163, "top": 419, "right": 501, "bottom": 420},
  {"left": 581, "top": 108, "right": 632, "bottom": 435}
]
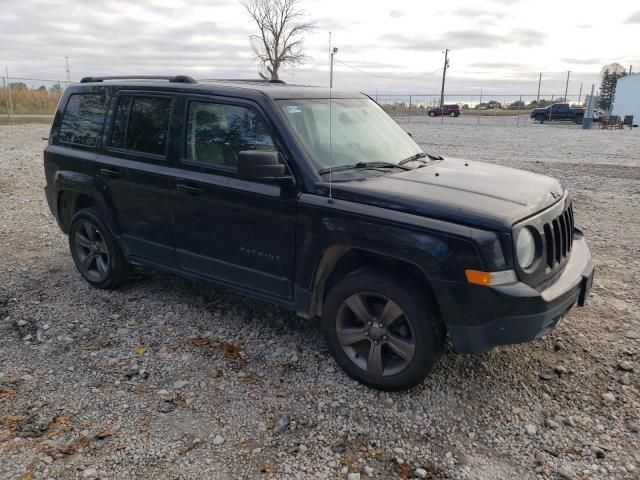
[{"left": 327, "top": 158, "right": 564, "bottom": 231}]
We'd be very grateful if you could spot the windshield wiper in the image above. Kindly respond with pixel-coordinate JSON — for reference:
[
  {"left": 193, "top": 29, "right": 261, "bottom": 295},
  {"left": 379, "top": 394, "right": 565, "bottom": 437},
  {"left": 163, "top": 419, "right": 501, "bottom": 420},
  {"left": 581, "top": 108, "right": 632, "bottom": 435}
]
[
  {"left": 318, "top": 161, "right": 412, "bottom": 174},
  {"left": 398, "top": 152, "right": 443, "bottom": 165}
]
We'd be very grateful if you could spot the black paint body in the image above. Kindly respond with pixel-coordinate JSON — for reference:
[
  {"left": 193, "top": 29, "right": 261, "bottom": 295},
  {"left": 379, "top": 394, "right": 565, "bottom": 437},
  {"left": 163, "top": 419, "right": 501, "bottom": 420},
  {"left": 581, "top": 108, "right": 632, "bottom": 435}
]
[{"left": 44, "top": 80, "right": 594, "bottom": 354}]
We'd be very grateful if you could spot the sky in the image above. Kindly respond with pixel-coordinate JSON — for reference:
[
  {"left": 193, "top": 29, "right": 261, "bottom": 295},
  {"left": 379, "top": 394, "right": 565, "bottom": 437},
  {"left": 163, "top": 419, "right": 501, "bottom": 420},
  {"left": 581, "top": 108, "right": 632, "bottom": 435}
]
[{"left": 1, "top": 0, "right": 639, "bottom": 100}]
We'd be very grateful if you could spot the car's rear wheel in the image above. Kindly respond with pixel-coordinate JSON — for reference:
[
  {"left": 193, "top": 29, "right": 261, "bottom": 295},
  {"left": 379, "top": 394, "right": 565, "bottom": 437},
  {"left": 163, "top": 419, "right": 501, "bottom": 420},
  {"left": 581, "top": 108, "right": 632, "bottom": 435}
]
[
  {"left": 323, "top": 269, "right": 444, "bottom": 391},
  {"left": 450, "top": 111, "right": 457, "bottom": 117},
  {"left": 574, "top": 115, "right": 583, "bottom": 124},
  {"left": 535, "top": 114, "right": 545, "bottom": 123},
  {"left": 69, "top": 208, "right": 129, "bottom": 289}
]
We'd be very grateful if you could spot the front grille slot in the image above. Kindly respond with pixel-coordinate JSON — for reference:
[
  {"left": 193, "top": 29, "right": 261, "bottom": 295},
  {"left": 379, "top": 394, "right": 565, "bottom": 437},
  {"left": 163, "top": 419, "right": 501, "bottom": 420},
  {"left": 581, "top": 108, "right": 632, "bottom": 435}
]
[
  {"left": 552, "top": 219, "right": 561, "bottom": 263},
  {"left": 544, "top": 224, "right": 554, "bottom": 268},
  {"left": 559, "top": 214, "right": 567, "bottom": 257},
  {"left": 543, "top": 203, "right": 574, "bottom": 270}
]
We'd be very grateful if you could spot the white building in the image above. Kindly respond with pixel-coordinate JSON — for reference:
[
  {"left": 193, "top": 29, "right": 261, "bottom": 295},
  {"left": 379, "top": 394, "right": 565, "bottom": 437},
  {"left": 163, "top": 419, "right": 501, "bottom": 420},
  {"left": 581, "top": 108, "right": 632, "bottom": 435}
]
[{"left": 611, "top": 73, "right": 640, "bottom": 124}]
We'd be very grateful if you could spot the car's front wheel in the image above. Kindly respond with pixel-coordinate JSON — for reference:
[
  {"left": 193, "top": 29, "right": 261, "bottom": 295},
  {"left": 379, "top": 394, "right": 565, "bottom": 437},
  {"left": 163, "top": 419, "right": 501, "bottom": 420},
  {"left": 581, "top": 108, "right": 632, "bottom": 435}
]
[
  {"left": 69, "top": 208, "right": 129, "bottom": 289},
  {"left": 323, "top": 269, "right": 444, "bottom": 391},
  {"left": 535, "top": 114, "right": 545, "bottom": 123}
]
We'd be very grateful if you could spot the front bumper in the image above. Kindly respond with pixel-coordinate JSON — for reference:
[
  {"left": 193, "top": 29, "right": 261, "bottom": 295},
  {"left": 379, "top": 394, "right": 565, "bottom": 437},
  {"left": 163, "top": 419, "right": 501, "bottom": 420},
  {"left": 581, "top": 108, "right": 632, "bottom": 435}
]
[{"left": 443, "top": 235, "right": 594, "bottom": 354}]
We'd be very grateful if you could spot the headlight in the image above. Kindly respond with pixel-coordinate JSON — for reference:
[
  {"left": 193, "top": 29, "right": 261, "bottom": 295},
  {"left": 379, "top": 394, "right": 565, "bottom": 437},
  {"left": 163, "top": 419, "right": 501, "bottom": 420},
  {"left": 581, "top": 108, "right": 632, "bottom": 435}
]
[{"left": 516, "top": 228, "right": 535, "bottom": 269}]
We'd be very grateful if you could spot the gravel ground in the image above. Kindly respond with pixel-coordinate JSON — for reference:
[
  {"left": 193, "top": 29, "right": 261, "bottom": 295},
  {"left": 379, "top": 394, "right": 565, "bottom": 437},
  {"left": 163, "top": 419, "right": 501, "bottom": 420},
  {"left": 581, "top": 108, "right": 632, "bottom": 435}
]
[{"left": 0, "top": 121, "right": 639, "bottom": 480}]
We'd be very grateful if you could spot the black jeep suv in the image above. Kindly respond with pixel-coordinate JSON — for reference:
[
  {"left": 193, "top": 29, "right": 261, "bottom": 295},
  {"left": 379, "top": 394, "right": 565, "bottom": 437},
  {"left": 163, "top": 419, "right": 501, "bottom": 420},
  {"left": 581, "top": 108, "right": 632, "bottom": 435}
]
[{"left": 44, "top": 76, "right": 594, "bottom": 390}]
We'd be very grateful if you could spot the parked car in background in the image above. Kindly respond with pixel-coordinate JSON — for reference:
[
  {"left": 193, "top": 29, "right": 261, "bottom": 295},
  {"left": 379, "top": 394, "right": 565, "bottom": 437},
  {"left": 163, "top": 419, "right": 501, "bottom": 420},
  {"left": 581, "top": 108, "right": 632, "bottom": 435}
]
[
  {"left": 428, "top": 104, "right": 460, "bottom": 117},
  {"left": 530, "top": 103, "right": 585, "bottom": 124},
  {"left": 592, "top": 108, "right": 607, "bottom": 122},
  {"left": 44, "top": 76, "right": 594, "bottom": 391}
]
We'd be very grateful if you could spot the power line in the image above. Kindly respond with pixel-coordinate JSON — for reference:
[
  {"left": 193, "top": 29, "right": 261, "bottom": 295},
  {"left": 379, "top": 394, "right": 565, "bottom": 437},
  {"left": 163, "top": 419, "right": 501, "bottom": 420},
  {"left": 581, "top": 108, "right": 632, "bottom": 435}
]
[{"left": 334, "top": 59, "right": 441, "bottom": 81}]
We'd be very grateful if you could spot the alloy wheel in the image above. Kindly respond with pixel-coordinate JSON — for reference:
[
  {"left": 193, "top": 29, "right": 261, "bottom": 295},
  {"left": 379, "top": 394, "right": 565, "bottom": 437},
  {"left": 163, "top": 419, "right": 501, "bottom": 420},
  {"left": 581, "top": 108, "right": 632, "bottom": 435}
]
[
  {"left": 73, "top": 221, "right": 110, "bottom": 282},
  {"left": 335, "top": 292, "right": 416, "bottom": 377}
]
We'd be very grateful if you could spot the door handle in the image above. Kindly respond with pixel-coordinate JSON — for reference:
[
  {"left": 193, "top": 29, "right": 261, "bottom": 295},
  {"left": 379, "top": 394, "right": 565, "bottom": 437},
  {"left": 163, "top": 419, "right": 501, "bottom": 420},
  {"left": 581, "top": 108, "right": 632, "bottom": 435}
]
[
  {"left": 100, "top": 167, "right": 121, "bottom": 177},
  {"left": 177, "top": 183, "right": 203, "bottom": 195}
]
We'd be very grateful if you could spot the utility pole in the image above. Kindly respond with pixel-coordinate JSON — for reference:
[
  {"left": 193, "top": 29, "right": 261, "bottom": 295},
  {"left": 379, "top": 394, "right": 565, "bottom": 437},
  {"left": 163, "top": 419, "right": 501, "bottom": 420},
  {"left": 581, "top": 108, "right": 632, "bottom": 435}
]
[
  {"left": 536, "top": 72, "right": 542, "bottom": 104},
  {"left": 578, "top": 83, "right": 583, "bottom": 105},
  {"left": 2, "top": 75, "right": 9, "bottom": 120},
  {"left": 65, "top": 56, "right": 71, "bottom": 83},
  {"left": 630, "top": 65, "right": 633, "bottom": 75},
  {"left": 5, "top": 66, "right": 13, "bottom": 120},
  {"left": 583, "top": 83, "right": 595, "bottom": 129},
  {"left": 329, "top": 47, "right": 338, "bottom": 89},
  {"left": 439, "top": 49, "right": 450, "bottom": 116},
  {"left": 564, "top": 70, "right": 570, "bottom": 102}
]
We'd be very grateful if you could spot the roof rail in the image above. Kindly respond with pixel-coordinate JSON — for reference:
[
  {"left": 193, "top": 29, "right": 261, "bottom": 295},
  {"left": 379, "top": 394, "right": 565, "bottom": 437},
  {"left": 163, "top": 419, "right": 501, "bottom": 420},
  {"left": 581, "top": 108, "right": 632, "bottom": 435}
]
[
  {"left": 199, "top": 78, "right": 286, "bottom": 84},
  {"left": 79, "top": 75, "right": 197, "bottom": 84}
]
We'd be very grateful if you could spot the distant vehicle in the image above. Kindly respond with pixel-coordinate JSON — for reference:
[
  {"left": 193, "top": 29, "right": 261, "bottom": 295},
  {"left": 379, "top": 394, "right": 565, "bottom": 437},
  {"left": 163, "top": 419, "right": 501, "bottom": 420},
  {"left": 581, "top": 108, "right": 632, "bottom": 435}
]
[
  {"left": 592, "top": 108, "right": 607, "bottom": 122},
  {"left": 428, "top": 104, "right": 460, "bottom": 117},
  {"left": 530, "top": 103, "right": 584, "bottom": 124}
]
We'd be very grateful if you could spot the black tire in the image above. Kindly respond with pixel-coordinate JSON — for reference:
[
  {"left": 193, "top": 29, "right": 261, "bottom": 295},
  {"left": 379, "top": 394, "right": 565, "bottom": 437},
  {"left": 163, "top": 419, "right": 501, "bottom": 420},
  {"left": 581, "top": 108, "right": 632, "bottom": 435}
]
[
  {"left": 428, "top": 111, "right": 435, "bottom": 117},
  {"left": 574, "top": 115, "right": 583, "bottom": 124},
  {"left": 323, "top": 269, "right": 444, "bottom": 391},
  {"left": 68, "top": 208, "right": 129, "bottom": 289},
  {"left": 535, "top": 114, "right": 545, "bottom": 123},
  {"left": 450, "top": 111, "right": 457, "bottom": 117}
]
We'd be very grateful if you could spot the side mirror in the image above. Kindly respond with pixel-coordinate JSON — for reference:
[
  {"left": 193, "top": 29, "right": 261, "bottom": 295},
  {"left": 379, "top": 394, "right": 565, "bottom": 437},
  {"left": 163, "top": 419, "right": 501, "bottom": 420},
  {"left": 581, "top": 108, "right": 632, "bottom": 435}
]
[{"left": 237, "top": 150, "right": 294, "bottom": 186}]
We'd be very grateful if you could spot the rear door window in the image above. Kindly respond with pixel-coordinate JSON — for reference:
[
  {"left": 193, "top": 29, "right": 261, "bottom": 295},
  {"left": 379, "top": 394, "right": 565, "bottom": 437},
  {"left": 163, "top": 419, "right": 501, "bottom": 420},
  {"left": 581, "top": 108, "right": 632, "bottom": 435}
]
[
  {"left": 110, "top": 95, "right": 173, "bottom": 156},
  {"left": 59, "top": 93, "right": 108, "bottom": 147}
]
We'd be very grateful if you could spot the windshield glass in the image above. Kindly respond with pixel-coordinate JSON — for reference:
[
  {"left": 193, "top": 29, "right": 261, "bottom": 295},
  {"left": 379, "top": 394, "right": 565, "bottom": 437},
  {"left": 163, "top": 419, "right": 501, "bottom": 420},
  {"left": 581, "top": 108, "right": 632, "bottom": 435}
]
[{"left": 277, "top": 98, "right": 423, "bottom": 172}]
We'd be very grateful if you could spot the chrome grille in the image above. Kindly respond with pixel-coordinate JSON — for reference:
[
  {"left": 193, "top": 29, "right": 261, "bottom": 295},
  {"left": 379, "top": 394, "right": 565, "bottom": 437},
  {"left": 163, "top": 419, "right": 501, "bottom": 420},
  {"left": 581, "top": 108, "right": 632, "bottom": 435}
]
[{"left": 543, "top": 204, "right": 574, "bottom": 270}]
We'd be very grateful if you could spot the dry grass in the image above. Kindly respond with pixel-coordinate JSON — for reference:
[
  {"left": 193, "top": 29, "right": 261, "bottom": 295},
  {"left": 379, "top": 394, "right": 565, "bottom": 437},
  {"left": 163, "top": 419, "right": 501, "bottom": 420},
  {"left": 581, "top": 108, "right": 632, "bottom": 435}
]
[
  {"left": 0, "top": 116, "right": 53, "bottom": 125},
  {"left": 0, "top": 87, "right": 61, "bottom": 115}
]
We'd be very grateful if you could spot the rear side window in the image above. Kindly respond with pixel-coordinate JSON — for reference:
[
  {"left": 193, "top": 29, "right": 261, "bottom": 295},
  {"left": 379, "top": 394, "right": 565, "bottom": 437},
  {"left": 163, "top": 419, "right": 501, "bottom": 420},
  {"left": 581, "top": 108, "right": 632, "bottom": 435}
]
[
  {"left": 59, "top": 93, "right": 108, "bottom": 147},
  {"left": 185, "top": 101, "right": 276, "bottom": 170},
  {"left": 111, "top": 95, "right": 172, "bottom": 156}
]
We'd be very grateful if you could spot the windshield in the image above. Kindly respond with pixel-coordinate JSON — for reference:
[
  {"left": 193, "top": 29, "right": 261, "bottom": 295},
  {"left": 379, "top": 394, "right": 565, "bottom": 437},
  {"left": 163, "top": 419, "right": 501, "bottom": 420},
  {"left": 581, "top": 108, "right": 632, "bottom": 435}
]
[{"left": 277, "top": 98, "right": 423, "bottom": 172}]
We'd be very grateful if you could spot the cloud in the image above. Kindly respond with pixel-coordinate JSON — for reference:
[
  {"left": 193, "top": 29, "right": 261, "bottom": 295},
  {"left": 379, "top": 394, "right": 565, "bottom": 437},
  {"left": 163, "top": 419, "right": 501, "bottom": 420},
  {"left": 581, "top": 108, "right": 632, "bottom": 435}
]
[
  {"left": 469, "top": 62, "right": 528, "bottom": 69},
  {"left": 562, "top": 58, "right": 604, "bottom": 65},
  {"left": 380, "top": 28, "right": 545, "bottom": 51},
  {"left": 451, "top": 8, "right": 506, "bottom": 19},
  {"left": 625, "top": 10, "right": 640, "bottom": 23},
  {"left": 389, "top": 10, "right": 404, "bottom": 18}
]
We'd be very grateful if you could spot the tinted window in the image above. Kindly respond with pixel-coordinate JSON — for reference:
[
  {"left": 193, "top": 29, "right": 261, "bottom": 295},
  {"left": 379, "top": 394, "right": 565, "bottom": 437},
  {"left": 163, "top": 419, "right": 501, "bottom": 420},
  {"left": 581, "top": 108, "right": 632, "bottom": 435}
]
[
  {"left": 110, "top": 96, "right": 172, "bottom": 156},
  {"left": 185, "top": 101, "right": 276, "bottom": 170},
  {"left": 111, "top": 96, "right": 132, "bottom": 149},
  {"left": 59, "top": 93, "right": 107, "bottom": 146}
]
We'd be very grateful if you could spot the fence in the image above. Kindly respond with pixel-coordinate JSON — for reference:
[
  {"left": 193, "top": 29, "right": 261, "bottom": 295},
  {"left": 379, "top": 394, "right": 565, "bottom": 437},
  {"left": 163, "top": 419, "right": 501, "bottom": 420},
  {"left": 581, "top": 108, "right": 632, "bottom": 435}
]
[
  {"left": 1, "top": 75, "right": 601, "bottom": 128},
  {"left": 1, "top": 77, "right": 71, "bottom": 121},
  {"left": 373, "top": 93, "right": 599, "bottom": 126}
]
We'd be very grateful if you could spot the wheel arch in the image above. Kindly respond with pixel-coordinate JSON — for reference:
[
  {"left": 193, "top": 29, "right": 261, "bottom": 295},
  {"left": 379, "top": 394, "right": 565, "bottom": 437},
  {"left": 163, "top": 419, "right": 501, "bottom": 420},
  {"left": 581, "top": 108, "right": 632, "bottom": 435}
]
[
  {"left": 308, "top": 245, "right": 444, "bottom": 327},
  {"left": 57, "top": 190, "right": 95, "bottom": 234}
]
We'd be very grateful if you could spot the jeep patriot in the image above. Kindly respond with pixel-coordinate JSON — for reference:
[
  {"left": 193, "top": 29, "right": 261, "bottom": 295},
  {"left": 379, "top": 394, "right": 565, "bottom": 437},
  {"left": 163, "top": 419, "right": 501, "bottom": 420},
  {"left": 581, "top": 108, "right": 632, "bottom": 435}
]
[{"left": 44, "top": 76, "right": 594, "bottom": 390}]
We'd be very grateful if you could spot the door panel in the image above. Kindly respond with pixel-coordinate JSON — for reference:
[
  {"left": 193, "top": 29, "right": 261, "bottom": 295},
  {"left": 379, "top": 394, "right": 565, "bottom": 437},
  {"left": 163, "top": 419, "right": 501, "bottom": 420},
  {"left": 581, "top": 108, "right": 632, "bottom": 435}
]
[
  {"left": 172, "top": 97, "right": 297, "bottom": 298},
  {"left": 94, "top": 153, "right": 176, "bottom": 266},
  {"left": 173, "top": 173, "right": 296, "bottom": 298},
  {"left": 97, "top": 93, "right": 177, "bottom": 266}
]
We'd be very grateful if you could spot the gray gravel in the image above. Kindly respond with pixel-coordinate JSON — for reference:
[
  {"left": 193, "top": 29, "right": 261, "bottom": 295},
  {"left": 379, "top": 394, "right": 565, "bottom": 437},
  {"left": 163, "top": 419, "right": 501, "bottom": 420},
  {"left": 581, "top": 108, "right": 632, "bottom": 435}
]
[{"left": 1, "top": 122, "right": 639, "bottom": 479}]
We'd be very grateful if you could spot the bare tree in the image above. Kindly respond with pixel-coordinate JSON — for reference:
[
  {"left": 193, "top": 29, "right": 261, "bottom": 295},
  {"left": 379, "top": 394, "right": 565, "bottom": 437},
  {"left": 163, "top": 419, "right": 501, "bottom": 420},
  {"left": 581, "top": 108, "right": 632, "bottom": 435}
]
[{"left": 241, "top": 0, "right": 316, "bottom": 80}]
